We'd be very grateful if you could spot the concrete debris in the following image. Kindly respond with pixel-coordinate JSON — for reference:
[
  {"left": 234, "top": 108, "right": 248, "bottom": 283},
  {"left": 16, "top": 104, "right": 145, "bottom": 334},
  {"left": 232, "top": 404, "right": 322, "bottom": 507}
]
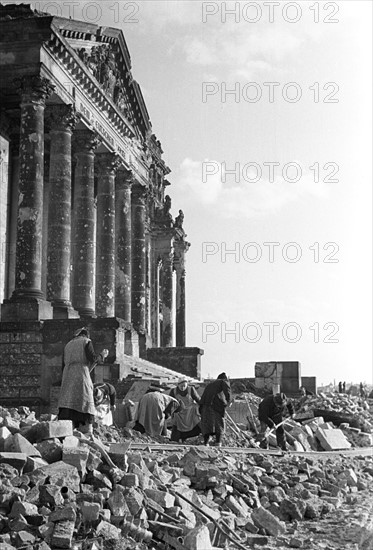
[{"left": 0, "top": 404, "right": 372, "bottom": 550}]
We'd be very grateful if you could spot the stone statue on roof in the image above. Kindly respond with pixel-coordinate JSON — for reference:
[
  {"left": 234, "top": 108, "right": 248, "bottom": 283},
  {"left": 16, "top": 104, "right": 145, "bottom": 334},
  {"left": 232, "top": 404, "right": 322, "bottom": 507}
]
[{"left": 174, "top": 209, "right": 184, "bottom": 229}]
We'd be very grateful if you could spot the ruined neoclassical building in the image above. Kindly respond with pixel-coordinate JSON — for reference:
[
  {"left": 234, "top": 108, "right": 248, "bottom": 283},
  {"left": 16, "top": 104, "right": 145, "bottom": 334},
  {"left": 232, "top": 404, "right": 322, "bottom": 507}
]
[{"left": 0, "top": 4, "right": 203, "bottom": 408}]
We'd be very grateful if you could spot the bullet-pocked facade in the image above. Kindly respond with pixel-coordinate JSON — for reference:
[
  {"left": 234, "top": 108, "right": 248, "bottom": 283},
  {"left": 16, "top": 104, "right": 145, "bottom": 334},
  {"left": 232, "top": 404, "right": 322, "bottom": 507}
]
[{"left": 0, "top": 4, "right": 203, "bottom": 408}]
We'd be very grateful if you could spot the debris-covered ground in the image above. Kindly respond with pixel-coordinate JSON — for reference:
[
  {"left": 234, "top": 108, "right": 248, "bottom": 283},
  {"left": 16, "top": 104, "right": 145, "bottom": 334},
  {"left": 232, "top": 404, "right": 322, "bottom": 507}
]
[{"left": 1, "top": 400, "right": 373, "bottom": 550}]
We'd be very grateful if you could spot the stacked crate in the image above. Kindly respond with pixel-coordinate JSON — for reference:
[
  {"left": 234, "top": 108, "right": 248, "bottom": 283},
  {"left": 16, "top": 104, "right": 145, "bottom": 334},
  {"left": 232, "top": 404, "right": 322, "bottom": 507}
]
[{"left": 254, "top": 361, "right": 301, "bottom": 395}]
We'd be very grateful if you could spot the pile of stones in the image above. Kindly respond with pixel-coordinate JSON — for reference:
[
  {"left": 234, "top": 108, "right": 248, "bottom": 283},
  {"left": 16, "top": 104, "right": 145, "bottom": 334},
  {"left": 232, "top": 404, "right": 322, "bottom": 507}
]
[
  {"left": 298, "top": 392, "right": 373, "bottom": 431},
  {"left": 1, "top": 406, "right": 373, "bottom": 549}
]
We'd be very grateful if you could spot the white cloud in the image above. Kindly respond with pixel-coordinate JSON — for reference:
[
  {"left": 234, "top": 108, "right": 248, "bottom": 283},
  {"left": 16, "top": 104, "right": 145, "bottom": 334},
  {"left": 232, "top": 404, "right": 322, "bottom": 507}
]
[
  {"left": 177, "top": 158, "right": 329, "bottom": 219},
  {"left": 181, "top": 26, "right": 304, "bottom": 79}
]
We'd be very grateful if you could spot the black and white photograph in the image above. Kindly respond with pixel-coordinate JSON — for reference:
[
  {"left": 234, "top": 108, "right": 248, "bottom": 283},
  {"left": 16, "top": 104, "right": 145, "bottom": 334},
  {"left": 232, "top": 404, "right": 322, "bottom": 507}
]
[{"left": 0, "top": 1, "right": 372, "bottom": 548}]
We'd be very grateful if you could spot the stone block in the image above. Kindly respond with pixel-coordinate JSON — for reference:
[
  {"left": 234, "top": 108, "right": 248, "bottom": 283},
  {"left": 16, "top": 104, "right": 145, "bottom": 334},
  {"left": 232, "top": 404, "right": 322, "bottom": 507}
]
[
  {"left": 305, "top": 497, "right": 324, "bottom": 519},
  {"left": 4, "top": 433, "right": 41, "bottom": 457},
  {"left": 245, "top": 520, "right": 259, "bottom": 534},
  {"left": 0, "top": 452, "right": 27, "bottom": 473},
  {"left": 279, "top": 498, "right": 306, "bottom": 521},
  {"left": 290, "top": 537, "right": 304, "bottom": 548},
  {"left": 86, "top": 448, "right": 102, "bottom": 472},
  {"left": 145, "top": 488, "right": 175, "bottom": 509},
  {"left": 225, "top": 495, "right": 247, "bottom": 517},
  {"left": 315, "top": 428, "right": 351, "bottom": 451},
  {"left": 13, "top": 531, "right": 36, "bottom": 546},
  {"left": 49, "top": 505, "right": 76, "bottom": 523},
  {"left": 338, "top": 468, "right": 358, "bottom": 487},
  {"left": 125, "top": 487, "right": 144, "bottom": 515},
  {"left": 3, "top": 417, "right": 20, "bottom": 434},
  {"left": 35, "top": 439, "right": 62, "bottom": 463},
  {"left": 29, "top": 421, "right": 73, "bottom": 443},
  {"left": 9, "top": 501, "right": 38, "bottom": 518},
  {"left": 39, "top": 485, "right": 65, "bottom": 507},
  {"left": 281, "top": 378, "right": 301, "bottom": 394},
  {"left": 80, "top": 502, "right": 101, "bottom": 523},
  {"left": 120, "top": 473, "right": 139, "bottom": 487},
  {"left": 246, "top": 534, "right": 269, "bottom": 546},
  {"left": 62, "top": 436, "right": 80, "bottom": 449},
  {"left": 62, "top": 446, "right": 89, "bottom": 474},
  {"left": 35, "top": 462, "right": 81, "bottom": 492},
  {"left": 0, "top": 427, "right": 12, "bottom": 451},
  {"left": 107, "top": 487, "right": 130, "bottom": 517},
  {"left": 24, "top": 456, "right": 49, "bottom": 473},
  {"left": 183, "top": 524, "right": 213, "bottom": 550},
  {"left": 85, "top": 470, "right": 112, "bottom": 490},
  {"left": 267, "top": 487, "right": 286, "bottom": 504},
  {"left": 51, "top": 519, "right": 75, "bottom": 548},
  {"left": 251, "top": 507, "right": 286, "bottom": 536},
  {"left": 96, "top": 520, "right": 121, "bottom": 540}
]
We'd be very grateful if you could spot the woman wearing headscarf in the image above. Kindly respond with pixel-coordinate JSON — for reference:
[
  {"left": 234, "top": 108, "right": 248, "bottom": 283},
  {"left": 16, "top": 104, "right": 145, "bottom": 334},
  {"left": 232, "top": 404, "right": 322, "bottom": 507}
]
[
  {"left": 133, "top": 391, "right": 180, "bottom": 437},
  {"left": 169, "top": 378, "right": 201, "bottom": 442},
  {"left": 93, "top": 382, "right": 117, "bottom": 426},
  {"left": 199, "top": 372, "right": 231, "bottom": 447},
  {"left": 58, "top": 327, "right": 109, "bottom": 434}
]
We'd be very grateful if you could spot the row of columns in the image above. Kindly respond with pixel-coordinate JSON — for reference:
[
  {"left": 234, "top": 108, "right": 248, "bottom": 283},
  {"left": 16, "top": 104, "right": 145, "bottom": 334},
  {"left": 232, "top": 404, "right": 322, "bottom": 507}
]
[{"left": 2, "top": 75, "right": 186, "bottom": 345}]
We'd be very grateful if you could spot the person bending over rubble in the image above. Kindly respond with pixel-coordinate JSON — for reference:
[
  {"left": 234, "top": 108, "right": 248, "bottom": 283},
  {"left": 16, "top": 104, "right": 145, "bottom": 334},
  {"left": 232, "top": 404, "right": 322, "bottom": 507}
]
[
  {"left": 169, "top": 378, "right": 201, "bottom": 442},
  {"left": 58, "top": 327, "right": 109, "bottom": 435},
  {"left": 133, "top": 391, "right": 180, "bottom": 437},
  {"left": 93, "top": 382, "right": 116, "bottom": 426},
  {"left": 199, "top": 372, "right": 231, "bottom": 447},
  {"left": 258, "top": 392, "right": 295, "bottom": 451}
]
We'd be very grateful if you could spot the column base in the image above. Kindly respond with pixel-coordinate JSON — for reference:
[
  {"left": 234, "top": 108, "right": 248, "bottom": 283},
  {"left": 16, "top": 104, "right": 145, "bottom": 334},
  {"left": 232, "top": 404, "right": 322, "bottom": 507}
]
[
  {"left": 78, "top": 309, "right": 97, "bottom": 319},
  {"left": 1, "top": 297, "right": 53, "bottom": 321},
  {"left": 52, "top": 304, "right": 80, "bottom": 319}
]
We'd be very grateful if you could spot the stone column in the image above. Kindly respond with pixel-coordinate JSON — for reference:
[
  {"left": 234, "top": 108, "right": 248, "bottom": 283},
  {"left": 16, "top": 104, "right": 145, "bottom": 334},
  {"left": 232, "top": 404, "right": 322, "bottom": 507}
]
[
  {"left": 176, "top": 267, "right": 186, "bottom": 346},
  {"left": 46, "top": 105, "right": 79, "bottom": 318},
  {"left": 95, "top": 152, "right": 120, "bottom": 318},
  {"left": 131, "top": 184, "right": 147, "bottom": 331},
  {"left": 115, "top": 167, "right": 133, "bottom": 322},
  {"left": 71, "top": 129, "right": 99, "bottom": 317},
  {"left": 162, "top": 252, "right": 174, "bottom": 347},
  {"left": 5, "top": 132, "right": 19, "bottom": 299},
  {"left": 3, "top": 76, "right": 54, "bottom": 320}
]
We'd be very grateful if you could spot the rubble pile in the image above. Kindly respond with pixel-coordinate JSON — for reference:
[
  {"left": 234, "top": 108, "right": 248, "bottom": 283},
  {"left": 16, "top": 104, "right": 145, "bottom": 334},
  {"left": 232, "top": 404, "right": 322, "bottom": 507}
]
[
  {"left": 1, "top": 406, "right": 373, "bottom": 550},
  {"left": 298, "top": 392, "right": 373, "bottom": 430},
  {"left": 295, "top": 392, "right": 373, "bottom": 449}
]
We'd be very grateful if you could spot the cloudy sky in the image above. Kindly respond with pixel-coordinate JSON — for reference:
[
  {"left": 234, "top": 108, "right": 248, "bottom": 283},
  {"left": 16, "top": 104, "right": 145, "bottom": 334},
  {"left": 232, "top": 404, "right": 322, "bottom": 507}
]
[{"left": 25, "top": 1, "right": 373, "bottom": 385}]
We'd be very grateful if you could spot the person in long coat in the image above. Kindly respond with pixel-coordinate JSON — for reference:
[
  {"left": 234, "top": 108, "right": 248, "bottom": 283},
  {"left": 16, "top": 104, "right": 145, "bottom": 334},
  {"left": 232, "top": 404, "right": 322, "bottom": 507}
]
[
  {"left": 169, "top": 378, "right": 201, "bottom": 442},
  {"left": 199, "top": 372, "right": 231, "bottom": 447},
  {"left": 58, "top": 328, "right": 108, "bottom": 434},
  {"left": 134, "top": 391, "right": 180, "bottom": 437}
]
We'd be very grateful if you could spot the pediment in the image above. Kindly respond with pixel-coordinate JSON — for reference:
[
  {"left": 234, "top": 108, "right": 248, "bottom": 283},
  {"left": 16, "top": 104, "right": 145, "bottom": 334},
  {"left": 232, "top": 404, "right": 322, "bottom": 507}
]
[{"left": 53, "top": 18, "right": 150, "bottom": 137}]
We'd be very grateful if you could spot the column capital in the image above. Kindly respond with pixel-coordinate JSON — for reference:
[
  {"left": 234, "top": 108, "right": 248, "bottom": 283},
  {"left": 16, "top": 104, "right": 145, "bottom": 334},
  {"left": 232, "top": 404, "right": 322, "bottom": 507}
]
[
  {"left": 116, "top": 167, "right": 134, "bottom": 189},
  {"left": 14, "top": 75, "right": 54, "bottom": 105},
  {"left": 73, "top": 129, "right": 100, "bottom": 154},
  {"left": 46, "top": 104, "right": 79, "bottom": 132},
  {"left": 96, "top": 152, "right": 122, "bottom": 175},
  {"left": 132, "top": 183, "right": 148, "bottom": 205}
]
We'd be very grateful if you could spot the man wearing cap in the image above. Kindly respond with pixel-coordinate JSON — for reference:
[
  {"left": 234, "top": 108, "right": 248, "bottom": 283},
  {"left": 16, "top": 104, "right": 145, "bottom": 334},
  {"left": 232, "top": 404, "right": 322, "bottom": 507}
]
[
  {"left": 58, "top": 327, "right": 109, "bottom": 434},
  {"left": 199, "top": 372, "right": 231, "bottom": 447},
  {"left": 258, "top": 392, "right": 295, "bottom": 451},
  {"left": 169, "top": 378, "right": 201, "bottom": 442}
]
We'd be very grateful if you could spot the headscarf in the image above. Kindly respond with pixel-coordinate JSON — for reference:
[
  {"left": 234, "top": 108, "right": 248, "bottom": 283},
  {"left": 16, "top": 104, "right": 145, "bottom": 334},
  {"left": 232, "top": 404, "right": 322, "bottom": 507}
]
[{"left": 217, "top": 372, "right": 228, "bottom": 380}]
